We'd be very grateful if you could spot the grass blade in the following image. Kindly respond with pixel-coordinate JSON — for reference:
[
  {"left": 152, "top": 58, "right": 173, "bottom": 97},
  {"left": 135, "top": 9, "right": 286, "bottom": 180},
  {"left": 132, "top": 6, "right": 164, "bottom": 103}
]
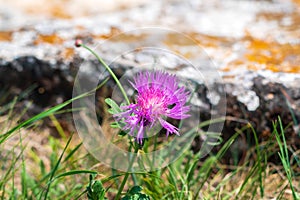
[
  {"left": 52, "top": 170, "right": 98, "bottom": 181},
  {"left": 0, "top": 77, "right": 109, "bottom": 144},
  {"left": 273, "top": 117, "right": 299, "bottom": 200},
  {"left": 43, "top": 134, "right": 73, "bottom": 200}
]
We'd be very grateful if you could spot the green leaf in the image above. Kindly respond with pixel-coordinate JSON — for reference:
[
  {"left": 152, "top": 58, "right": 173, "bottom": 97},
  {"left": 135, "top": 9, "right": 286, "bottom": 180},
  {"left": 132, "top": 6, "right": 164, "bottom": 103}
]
[
  {"left": 53, "top": 170, "right": 97, "bottom": 181},
  {"left": 87, "top": 175, "right": 106, "bottom": 200},
  {"left": 110, "top": 121, "right": 122, "bottom": 129},
  {"left": 110, "top": 121, "right": 127, "bottom": 136},
  {"left": 44, "top": 134, "right": 74, "bottom": 200},
  {"left": 121, "top": 186, "right": 150, "bottom": 200},
  {"left": 128, "top": 186, "right": 143, "bottom": 195},
  {"left": 105, "top": 98, "right": 122, "bottom": 115},
  {"left": 118, "top": 130, "right": 127, "bottom": 136}
]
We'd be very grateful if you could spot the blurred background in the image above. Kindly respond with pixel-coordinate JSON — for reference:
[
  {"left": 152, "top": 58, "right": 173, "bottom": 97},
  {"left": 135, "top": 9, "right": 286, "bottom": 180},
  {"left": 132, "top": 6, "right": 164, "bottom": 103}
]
[
  {"left": 1, "top": 0, "right": 300, "bottom": 70},
  {"left": 0, "top": 0, "right": 300, "bottom": 155},
  {"left": 0, "top": 0, "right": 299, "bottom": 147}
]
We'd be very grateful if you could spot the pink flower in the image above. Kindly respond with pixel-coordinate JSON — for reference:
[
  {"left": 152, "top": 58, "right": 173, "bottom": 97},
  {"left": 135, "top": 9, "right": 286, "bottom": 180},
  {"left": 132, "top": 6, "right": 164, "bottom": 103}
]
[{"left": 114, "top": 71, "right": 190, "bottom": 144}]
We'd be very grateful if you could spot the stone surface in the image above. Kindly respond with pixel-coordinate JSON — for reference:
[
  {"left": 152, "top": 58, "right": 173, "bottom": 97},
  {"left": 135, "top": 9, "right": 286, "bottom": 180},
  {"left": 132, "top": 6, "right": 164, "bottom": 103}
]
[{"left": 0, "top": 0, "right": 299, "bottom": 144}]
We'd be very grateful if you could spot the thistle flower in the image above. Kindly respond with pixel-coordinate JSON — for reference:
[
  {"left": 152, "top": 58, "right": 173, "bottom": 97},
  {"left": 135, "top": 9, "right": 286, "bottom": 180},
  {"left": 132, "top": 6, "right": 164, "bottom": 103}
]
[{"left": 114, "top": 71, "right": 190, "bottom": 144}]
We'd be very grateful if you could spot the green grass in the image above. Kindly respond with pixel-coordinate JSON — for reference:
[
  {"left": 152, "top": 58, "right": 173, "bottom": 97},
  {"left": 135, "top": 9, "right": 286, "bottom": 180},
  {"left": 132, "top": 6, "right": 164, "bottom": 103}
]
[
  {"left": 1, "top": 102, "right": 299, "bottom": 199},
  {"left": 0, "top": 87, "right": 299, "bottom": 199},
  {"left": 273, "top": 117, "right": 299, "bottom": 200}
]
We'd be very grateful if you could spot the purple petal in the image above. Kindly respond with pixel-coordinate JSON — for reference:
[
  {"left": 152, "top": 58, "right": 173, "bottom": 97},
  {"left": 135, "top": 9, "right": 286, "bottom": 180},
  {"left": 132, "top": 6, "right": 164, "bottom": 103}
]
[
  {"left": 159, "top": 118, "right": 180, "bottom": 136},
  {"left": 113, "top": 70, "right": 191, "bottom": 142},
  {"left": 136, "top": 123, "right": 144, "bottom": 144}
]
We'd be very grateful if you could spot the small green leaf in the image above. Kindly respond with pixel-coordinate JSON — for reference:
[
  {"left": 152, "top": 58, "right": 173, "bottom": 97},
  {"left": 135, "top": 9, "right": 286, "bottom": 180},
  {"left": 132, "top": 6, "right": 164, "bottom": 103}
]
[
  {"left": 87, "top": 175, "right": 106, "bottom": 200},
  {"left": 105, "top": 98, "right": 122, "bottom": 115},
  {"left": 110, "top": 121, "right": 121, "bottom": 128},
  {"left": 129, "top": 186, "right": 142, "bottom": 195},
  {"left": 118, "top": 130, "right": 127, "bottom": 136},
  {"left": 40, "top": 160, "right": 46, "bottom": 176},
  {"left": 107, "top": 108, "right": 114, "bottom": 114},
  {"left": 121, "top": 186, "right": 150, "bottom": 200}
]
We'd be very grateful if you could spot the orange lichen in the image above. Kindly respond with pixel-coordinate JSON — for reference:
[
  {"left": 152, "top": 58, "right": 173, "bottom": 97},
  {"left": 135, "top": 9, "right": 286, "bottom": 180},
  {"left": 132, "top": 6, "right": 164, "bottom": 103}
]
[
  {"left": 221, "top": 60, "right": 245, "bottom": 72},
  {"left": 247, "top": 39, "right": 269, "bottom": 50},
  {"left": 256, "top": 7, "right": 300, "bottom": 31},
  {"left": 93, "top": 27, "right": 123, "bottom": 40},
  {"left": 163, "top": 32, "right": 232, "bottom": 48},
  {"left": 93, "top": 29, "right": 148, "bottom": 43},
  {"left": 222, "top": 74, "right": 236, "bottom": 79},
  {"left": 246, "top": 54, "right": 273, "bottom": 65},
  {"left": 49, "top": 5, "right": 72, "bottom": 19},
  {"left": 191, "top": 33, "right": 233, "bottom": 47},
  {"left": 24, "top": 2, "right": 72, "bottom": 19},
  {"left": 164, "top": 33, "right": 200, "bottom": 46},
  {"left": 280, "top": 65, "right": 300, "bottom": 73},
  {"left": 111, "top": 33, "right": 147, "bottom": 42},
  {"left": 34, "top": 34, "right": 64, "bottom": 45},
  {"left": 62, "top": 48, "right": 75, "bottom": 60},
  {"left": 256, "top": 12, "right": 285, "bottom": 21},
  {"left": 231, "top": 60, "right": 245, "bottom": 66},
  {"left": 221, "top": 66, "right": 231, "bottom": 72},
  {"left": 220, "top": 31, "right": 300, "bottom": 73},
  {"left": 164, "top": 32, "right": 235, "bottom": 61},
  {"left": 292, "top": 0, "right": 300, "bottom": 7},
  {"left": 76, "top": 25, "right": 86, "bottom": 31},
  {"left": 244, "top": 36, "right": 300, "bottom": 73},
  {"left": 247, "top": 64, "right": 260, "bottom": 71},
  {"left": 265, "top": 64, "right": 280, "bottom": 72},
  {"left": 285, "top": 11, "right": 300, "bottom": 31},
  {"left": 0, "top": 32, "right": 12, "bottom": 41},
  {"left": 182, "top": 51, "right": 194, "bottom": 59},
  {"left": 252, "top": 7, "right": 300, "bottom": 71}
]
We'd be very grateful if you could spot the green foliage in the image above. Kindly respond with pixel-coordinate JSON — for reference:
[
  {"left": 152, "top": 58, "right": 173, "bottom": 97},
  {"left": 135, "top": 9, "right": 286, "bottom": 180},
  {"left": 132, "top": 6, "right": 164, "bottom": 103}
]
[
  {"left": 105, "top": 98, "right": 122, "bottom": 115},
  {"left": 273, "top": 117, "right": 299, "bottom": 200},
  {"left": 1, "top": 82, "right": 299, "bottom": 200},
  {"left": 0, "top": 78, "right": 109, "bottom": 144},
  {"left": 105, "top": 98, "right": 127, "bottom": 135},
  {"left": 121, "top": 186, "right": 150, "bottom": 200},
  {"left": 43, "top": 134, "right": 74, "bottom": 200},
  {"left": 0, "top": 79, "right": 108, "bottom": 199},
  {"left": 87, "top": 175, "right": 107, "bottom": 200}
]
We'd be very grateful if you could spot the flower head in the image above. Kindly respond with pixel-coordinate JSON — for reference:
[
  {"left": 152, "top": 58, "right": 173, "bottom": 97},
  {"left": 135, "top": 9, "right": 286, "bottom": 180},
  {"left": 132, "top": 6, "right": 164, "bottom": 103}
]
[{"left": 114, "top": 71, "right": 190, "bottom": 144}]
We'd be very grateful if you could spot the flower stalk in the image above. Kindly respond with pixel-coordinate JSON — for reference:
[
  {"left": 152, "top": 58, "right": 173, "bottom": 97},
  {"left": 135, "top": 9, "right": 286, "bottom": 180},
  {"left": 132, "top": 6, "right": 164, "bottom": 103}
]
[{"left": 76, "top": 40, "right": 130, "bottom": 105}]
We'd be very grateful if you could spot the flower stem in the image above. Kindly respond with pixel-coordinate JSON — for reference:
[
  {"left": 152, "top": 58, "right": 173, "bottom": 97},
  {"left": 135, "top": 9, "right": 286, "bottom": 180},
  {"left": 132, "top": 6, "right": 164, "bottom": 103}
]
[
  {"left": 79, "top": 43, "right": 130, "bottom": 105},
  {"left": 79, "top": 42, "right": 136, "bottom": 199},
  {"left": 152, "top": 132, "right": 159, "bottom": 170},
  {"left": 115, "top": 147, "right": 139, "bottom": 200}
]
